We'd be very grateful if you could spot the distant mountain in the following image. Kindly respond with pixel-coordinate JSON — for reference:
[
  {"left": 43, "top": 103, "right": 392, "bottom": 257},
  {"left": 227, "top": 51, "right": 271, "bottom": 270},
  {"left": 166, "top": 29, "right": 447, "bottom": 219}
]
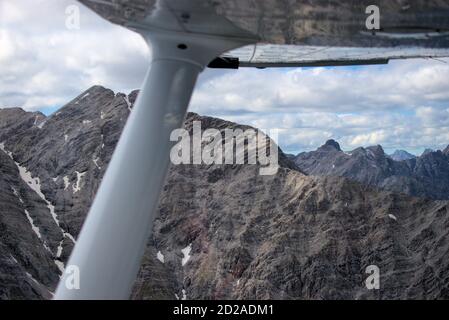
[
  {"left": 389, "top": 150, "right": 416, "bottom": 161},
  {"left": 1, "top": 87, "right": 449, "bottom": 300},
  {"left": 444, "top": 145, "right": 449, "bottom": 156},
  {"left": 294, "top": 139, "right": 449, "bottom": 200}
]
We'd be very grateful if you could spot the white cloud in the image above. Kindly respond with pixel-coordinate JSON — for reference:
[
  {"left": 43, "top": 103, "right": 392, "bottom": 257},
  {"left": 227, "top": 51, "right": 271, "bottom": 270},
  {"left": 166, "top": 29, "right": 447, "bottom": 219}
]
[
  {"left": 0, "top": 28, "right": 15, "bottom": 61},
  {"left": 191, "top": 59, "right": 449, "bottom": 154},
  {"left": 0, "top": 0, "right": 149, "bottom": 110},
  {"left": 192, "top": 59, "right": 449, "bottom": 115},
  {"left": 0, "top": 1, "right": 25, "bottom": 24},
  {"left": 416, "top": 106, "right": 449, "bottom": 126}
]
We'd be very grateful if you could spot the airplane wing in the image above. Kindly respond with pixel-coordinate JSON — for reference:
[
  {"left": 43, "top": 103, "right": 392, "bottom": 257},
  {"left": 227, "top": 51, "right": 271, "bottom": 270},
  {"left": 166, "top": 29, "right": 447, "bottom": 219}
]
[{"left": 79, "top": 0, "right": 449, "bottom": 67}]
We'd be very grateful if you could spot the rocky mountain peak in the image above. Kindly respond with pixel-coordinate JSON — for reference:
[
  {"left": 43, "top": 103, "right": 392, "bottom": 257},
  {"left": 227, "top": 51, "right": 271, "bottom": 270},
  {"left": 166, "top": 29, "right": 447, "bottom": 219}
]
[
  {"left": 422, "top": 148, "right": 434, "bottom": 156},
  {"left": 349, "top": 145, "right": 385, "bottom": 159},
  {"left": 320, "top": 139, "right": 342, "bottom": 151},
  {"left": 390, "top": 149, "right": 416, "bottom": 161},
  {"left": 366, "top": 145, "right": 385, "bottom": 157},
  {"left": 443, "top": 145, "right": 449, "bottom": 156}
]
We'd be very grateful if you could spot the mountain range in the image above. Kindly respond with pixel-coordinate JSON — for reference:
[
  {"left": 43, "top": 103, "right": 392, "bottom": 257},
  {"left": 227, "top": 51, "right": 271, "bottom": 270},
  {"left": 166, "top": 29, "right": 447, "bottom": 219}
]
[
  {"left": 294, "top": 139, "right": 449, "bottom": 200},
  {"left": 1, "top": 85, "right": 449, "bottom": 299}
]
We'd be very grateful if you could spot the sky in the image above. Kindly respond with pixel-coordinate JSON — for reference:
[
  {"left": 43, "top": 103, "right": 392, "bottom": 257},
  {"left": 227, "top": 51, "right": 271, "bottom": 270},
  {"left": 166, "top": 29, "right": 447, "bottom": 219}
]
[{"left": 1, "top": 0, "right": 449, "bottom": 155}]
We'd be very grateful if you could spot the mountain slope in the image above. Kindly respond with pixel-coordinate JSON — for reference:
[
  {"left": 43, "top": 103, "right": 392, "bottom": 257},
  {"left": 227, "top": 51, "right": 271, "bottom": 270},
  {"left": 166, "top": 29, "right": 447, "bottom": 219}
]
[
  {"left": 135, "top": 161, "right": 449, "bottom": 299},
  {"left": 0, "top": 85, "right": 133, "bottom": 298},
  {"left": 0, "top": 150, "right": 58, "bottom": 299}
]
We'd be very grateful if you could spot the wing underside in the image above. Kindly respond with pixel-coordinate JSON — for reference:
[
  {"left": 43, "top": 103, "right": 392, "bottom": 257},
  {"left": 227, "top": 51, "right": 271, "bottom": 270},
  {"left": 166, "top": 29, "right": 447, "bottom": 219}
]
[{"left": 79, "top": 0, "right": 449, "bottom": 66}]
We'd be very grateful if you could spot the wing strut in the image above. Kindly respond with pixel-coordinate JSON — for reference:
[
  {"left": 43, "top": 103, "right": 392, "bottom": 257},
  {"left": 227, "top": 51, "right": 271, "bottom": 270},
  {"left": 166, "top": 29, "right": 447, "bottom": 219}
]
[{"left": 54, "top": 28, "right": 253, "bottom": 299}]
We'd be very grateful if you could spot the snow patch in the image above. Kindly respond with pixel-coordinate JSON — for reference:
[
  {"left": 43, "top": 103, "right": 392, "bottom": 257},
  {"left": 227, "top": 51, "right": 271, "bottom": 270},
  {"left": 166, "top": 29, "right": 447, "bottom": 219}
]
[
  {"left": 52, "top": 176, "right": 58, "bottom": 182},
  {"left": 10, "top": 255, "right": 18, "bottom": 264},
  {"left": 181, "top": 289, "right": 187, "bottom": 300},
  {"left": 63, "top": 176, "right": 70, "bottom": 190},
  {"left": 64, "top": 232, "right": 76, "bottom": 243},
  {"left": 157, "top": 251, "right": 165, "bottom": 263},
  {"left": 37, "top": 121, "right": 46, "bottom": 129},
  {"left": 123, "top": 95, "right": 132, "bottom": 112},
  {"left": 26, "top": 272, "right": 41, "bottom": 285},
  {"left": 64, "top": 134, "right": 68, "bottom": 142},
  {"left": 11, "top": 188, "right": 52, "bottom": 254},
  {"left": 100, "top": 111, "right": 105, "bottom": 119},
  {"left": 56, "top": 240, "right": 63, "bottom": 258},
  {"left": 24, "top": 209, "right": 43, "bottom": 240},
  {"left": 11, "top": 188, "right": 24, "bottom": 203},
  {"left": 0, "top": 142, "right": 12, "bottom": 157},
  {"left": 73, "top": 171, "right": 86, "bottom": 193},
  {"left": 11, "top": 189, "right": 41, "bottom": 239},
  {"left": 33, "top": 116, "right": 46, "bottom": 129},
  {"left": 54, "top": 233, "right": 77, "bottom": 275},
  {"left": 55, "top": 260, "right": 65, "bottom": 274},
  {"left": 82, "top": 120, "right": 91, "bottom": 125},
  {"left": 13, "top": 159, "right": 60, "bottom": 228},
  {"left": 93, "top": 157, "right": 101, "bottom": 169},
  {"left": 181, "top": 244, "right": 192, "bottom": 266},
  {"left": 388, "top": 214, "right": 397, "bottom": 221},
  {"left": 1, "top": 142, "right": 76, "bottom": 254}
]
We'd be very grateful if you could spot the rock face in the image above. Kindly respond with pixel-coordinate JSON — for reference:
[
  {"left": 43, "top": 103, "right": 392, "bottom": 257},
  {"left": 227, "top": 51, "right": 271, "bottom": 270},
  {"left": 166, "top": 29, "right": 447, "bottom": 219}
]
[
  {"left": 294, "top": 140, "right": 449, "bottom": 200},
  {"left": 142, "top": 170, "right": 449, "bottom": 299},
  {"left": 0, "top": 149, "right": 59, "bottom": 299},
  {"left": 1, "top": 86, "right": 449, "bottom": 300},
  {"left": 0, "top": 86, "right": 133, "bottom": 299}
]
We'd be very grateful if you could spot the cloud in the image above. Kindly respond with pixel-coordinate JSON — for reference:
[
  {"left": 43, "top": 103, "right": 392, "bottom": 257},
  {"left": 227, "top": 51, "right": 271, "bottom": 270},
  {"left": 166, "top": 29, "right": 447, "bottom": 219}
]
[
  {"left": 191, "top": 59, "right": 449, "bottom": 154},
  {"left": 192, "top": 60, "right": 449, "bottom": 115},
  {"left": 0, "top": 0, "right": 150, "bottom": 111},
  {"left": 1, "top": 1, "right": 449, "bottom": 154},
  {"left": 416, "top": 106, "right": 449, "bottom": 126}
]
